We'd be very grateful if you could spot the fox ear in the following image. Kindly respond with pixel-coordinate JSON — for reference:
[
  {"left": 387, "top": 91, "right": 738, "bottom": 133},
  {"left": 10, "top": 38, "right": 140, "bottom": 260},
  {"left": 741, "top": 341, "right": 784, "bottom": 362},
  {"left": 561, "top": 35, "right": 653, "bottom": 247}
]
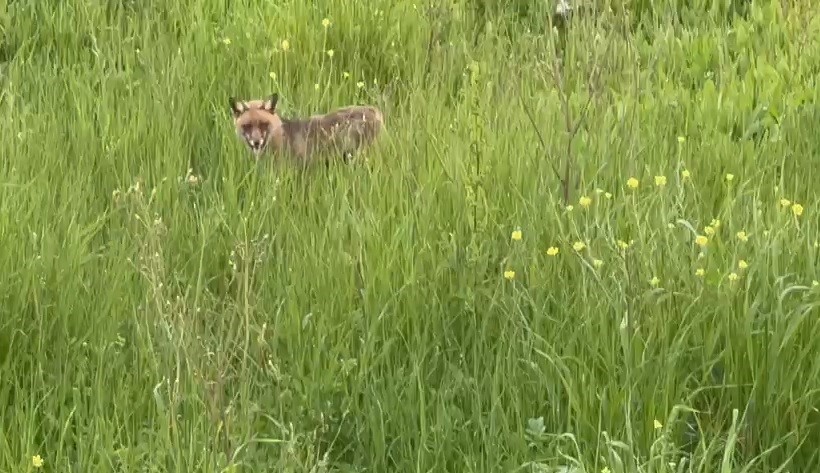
[
  {"left": 229, "top": 97, "right": 246, "bottom": 118},
  {"left": 262, "top": 93, "right": 279, "bottom": 112}
]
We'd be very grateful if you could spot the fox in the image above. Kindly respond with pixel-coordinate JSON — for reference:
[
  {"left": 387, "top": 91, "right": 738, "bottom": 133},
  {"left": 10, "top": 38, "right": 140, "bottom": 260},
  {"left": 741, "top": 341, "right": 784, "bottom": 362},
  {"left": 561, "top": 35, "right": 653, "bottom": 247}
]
[{"left": 228, "top": 93, "right": 384, "bottom": 167}]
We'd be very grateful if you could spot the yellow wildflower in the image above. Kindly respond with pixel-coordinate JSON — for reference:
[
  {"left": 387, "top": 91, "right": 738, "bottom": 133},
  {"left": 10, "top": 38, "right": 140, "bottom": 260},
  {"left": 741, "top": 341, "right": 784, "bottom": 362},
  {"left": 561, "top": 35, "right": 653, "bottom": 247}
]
[
  {"left": 710, "top": 218, "right": 721, "bottom": 229},
  {"left": 322, "top": 18, "right": 331, "bottom": 28},
  {"left": 326, "top": 49, "right": 334, "bottom": 58},
  {"left": 725, "top": 173, "right": 734, "bottom": 182},
  {"left": 738, "top": 260, "right": 748, "bottom": 270},
  {"left": 616, "top": 239, "right": 631, "bottom": 250},
  {"left": 604, "top": 192, "right": 613, "bottom": 199},
  {"left": 222, "top": 37, "right": 231, "bottom": 45},
  {"left": 677, "top": 136, "right": 686, "bottom": 143},
  {"left": 728, "top": 272, "right": 739, "bottom": 282},
  {"left": 281, "top": 39, "right": 290, "bottom": 51},
  {"left": 627, "top": 177, "right": 639, "bottom": 189},
  {"left": 343, "top": 71, "right": 350, "bottom": 79},
  {"left": 695, "top": 268, "right": 705, "bottom": 277},
  {"left": 681, "top": 169, "right": 691, "bottom": 179},
  {"left": 736, "top": 231, "right": 748, "bottom": 242},
  {"left": 503, "top": 270, "right": 515, "bottom": 280},
  {"left": 654, "top": 419, "right": 663, "bottom": 429},
  {"left": 654, "top": 175, "right": 667, "bottom": 187},
  {"left": 546, "top": 246, "right": 559, "bottom": 256},
  {"left": 356, "top": 81, "right": 365, "bottom": 89},
  {"left": 593, "top": 259, "right": 603, "bottom": 268},
  {"left": 565, "top": 205, "right": 574, "bottom": 212},
  {"left": 780, "top": 198, "right": 791, "bottom": 208},
  {"left": 572, "top": 241, "right": 586, "bottom": 252},
  {"left": 792, "top": 203, "right": 804, "bottom": 217},
  {"left": 649, "top": 276, "right": 660, "bottom": 286},
  {"left": 813, "top": 280, "right": 819, "bottom": 287},
  {"left": 511, "top": 230, "right": 522, "bottom": 241},
  {"left": 704, "top": 226, "right": 715, "bottom": 236},
  {"left": 32, "top": 455, "right": 43, "bottom": 468},
  {"left": 579, "top": 196, "right": 592, "bottom": 208},
  {"left": 695, "top": 235, "right": 708, "bottom": 247}
]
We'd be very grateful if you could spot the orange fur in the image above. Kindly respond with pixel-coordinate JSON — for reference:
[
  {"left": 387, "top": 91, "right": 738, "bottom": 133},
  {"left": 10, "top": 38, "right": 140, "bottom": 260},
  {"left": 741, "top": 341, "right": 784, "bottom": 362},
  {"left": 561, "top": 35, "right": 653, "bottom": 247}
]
[{"left": 229, "top": 93, "right": 384, "bottom": 167}]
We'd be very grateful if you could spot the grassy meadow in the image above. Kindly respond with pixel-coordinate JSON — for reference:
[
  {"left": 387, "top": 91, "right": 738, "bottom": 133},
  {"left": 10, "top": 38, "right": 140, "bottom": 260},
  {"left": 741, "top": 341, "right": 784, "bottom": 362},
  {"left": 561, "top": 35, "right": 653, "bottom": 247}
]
[{"left": 3, "top": 0, "right": 820, "bottom": 471}]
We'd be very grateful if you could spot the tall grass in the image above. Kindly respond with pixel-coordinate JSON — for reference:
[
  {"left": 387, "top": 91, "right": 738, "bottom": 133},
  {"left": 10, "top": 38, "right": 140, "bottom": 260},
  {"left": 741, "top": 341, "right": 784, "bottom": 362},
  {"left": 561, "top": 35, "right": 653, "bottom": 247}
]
[{"left": 2, "top": 0, "right": 820, "bottom": 471}]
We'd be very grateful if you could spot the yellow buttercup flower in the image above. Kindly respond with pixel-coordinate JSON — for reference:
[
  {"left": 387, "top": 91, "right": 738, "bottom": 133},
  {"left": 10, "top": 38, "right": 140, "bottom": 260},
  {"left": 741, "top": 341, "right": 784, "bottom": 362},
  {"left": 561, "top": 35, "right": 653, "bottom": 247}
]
[
  {"left": 695, "top": 235, "right": 708, "bottom": 247},
  {"left": 654, "top": 419, "right": 663, "bottom": 429},
  {"left": 627, "top": 177, "right": 639, "bottom": 189},
  {"left": 32, "top": 455, "right": 43, "bottom": 468},
  {"left": 704, "top": 226, "right": 715, "bottom": 236},
  {"left": 681, "top": 169, "right": 691, "bottom": 179},
  {"left": 649, "top": 276, "right": 660, "bottom": 286},
  {"left": 654, "top": 175, "right": 667, "bottom": 187},
  {"left": 281, "top": 39, "right": 290, "bottom": 51},
  {"left": 725, "top": 173, "right": 734, "bottom": 182},
  {"left": 579, "top": 196, "right": 592, "bottom": 208},
  {"left": 780, "top": 198, "right": 791, "bottom": 208},
  {"left": 736, "top": 231, "right": 748, "bottom": 242},
  {"left": 738, "top": 260, "right": 748, "bottom": 270},
  {"left": 695, "top": 268, "right": 705, "bottom": 277},
  {"left": 573, "top": 241, "right": 586, "bottom": 252},
  {"left": 728, "top": 272, "right": 739, "bottom": 282},
  {"left": 792, "top": 203, "right": 804, "bottom": 217},
  {"left": 322, "top": 18, "right": 331, "bottom": 28},
  {"left": 593, "top": 259, "right": 603, "bottom": 268},
  {"left": 616, "top": 239, "right": 631, "bottom": 250},
  {"left": 546, "top": 246, "right": 559, "bottom": 256},
  {"left": 511, "top": 230, "right": 522, "bottom": 241},
  {"left": 503, "top": 270, "right": 515, "bottom": 280}
]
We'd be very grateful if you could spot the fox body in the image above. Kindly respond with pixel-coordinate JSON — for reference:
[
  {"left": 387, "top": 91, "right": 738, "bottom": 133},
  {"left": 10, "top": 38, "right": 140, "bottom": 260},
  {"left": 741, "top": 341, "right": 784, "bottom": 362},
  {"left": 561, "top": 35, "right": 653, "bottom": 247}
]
[{"left": 229, "top": 93, "right": 384, "bottom": 166}]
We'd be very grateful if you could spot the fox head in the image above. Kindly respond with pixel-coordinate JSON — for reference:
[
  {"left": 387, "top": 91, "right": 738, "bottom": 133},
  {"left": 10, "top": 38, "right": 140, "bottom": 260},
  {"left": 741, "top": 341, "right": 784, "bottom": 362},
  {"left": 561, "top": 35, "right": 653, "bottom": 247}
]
[{"left": 229, "top": 93, "right": 282, "bottom": 157}]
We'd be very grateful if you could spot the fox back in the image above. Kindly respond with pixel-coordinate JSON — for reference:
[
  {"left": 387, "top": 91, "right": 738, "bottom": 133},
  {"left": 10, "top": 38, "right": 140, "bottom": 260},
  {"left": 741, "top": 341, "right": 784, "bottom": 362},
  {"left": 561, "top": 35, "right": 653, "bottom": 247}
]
[{"left": 229, "top": 93, "right": 384, "bottom": 166}]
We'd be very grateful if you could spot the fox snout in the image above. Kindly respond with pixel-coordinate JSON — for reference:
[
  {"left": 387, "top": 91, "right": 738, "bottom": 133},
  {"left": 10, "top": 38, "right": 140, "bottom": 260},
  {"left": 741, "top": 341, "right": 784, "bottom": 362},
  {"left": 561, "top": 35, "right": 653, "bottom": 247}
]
[{"left": 247, "top": 137, "right": 266, "bottom": 152}]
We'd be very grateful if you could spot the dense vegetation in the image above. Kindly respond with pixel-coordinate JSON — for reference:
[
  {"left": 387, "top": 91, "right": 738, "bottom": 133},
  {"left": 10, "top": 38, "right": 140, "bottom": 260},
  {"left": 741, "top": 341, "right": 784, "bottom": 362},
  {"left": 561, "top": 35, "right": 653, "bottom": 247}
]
[{"left": 2, "top": 0, "right": 819, "bottom": 471}]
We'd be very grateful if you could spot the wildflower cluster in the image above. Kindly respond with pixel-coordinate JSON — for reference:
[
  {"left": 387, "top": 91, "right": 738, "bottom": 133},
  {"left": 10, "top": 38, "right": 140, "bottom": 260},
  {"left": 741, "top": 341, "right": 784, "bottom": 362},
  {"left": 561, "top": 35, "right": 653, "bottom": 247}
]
[{"left": 498, "top": 171, "right": 815, "bottom": 295}]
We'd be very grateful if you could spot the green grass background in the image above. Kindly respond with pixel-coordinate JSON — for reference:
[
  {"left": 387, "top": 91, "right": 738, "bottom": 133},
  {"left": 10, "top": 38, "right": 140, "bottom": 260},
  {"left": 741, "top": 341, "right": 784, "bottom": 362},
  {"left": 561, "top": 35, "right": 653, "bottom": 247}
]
[{"left": 2, "top": 0, "right": 820, "bottom": 471}]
